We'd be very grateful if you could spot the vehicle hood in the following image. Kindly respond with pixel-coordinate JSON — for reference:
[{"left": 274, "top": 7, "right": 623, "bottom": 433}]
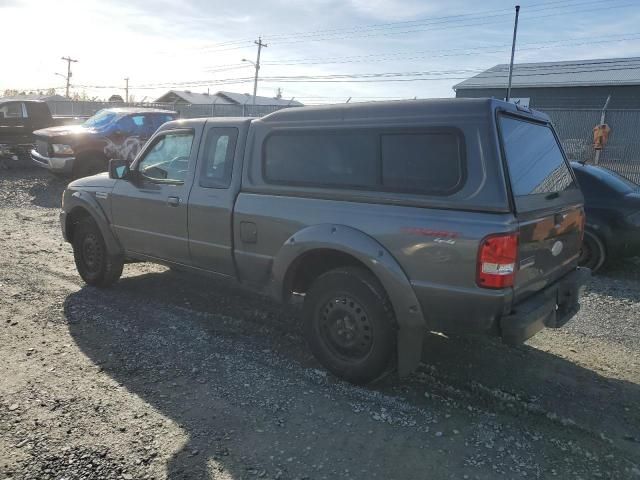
[
  {"left": 68, "top": 172, "right": 116, "bottom": 189},
  {"left": 34, "top": 124, "right": 97, "bottom": 138},
  {"left": 626, "top": 191, "right": 640, "bottom": 205}
]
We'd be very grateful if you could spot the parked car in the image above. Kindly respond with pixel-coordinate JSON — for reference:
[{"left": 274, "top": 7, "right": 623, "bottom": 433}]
[
  {"left": 60, "top": 99, "right": 589, "bottom": 383},
  {"left": 0, "top": 99, "right": 81, "bottom": 168},
  {"left": 31, "top": 107, "right": 177, "bottom": 178},
  {"left": 571, "top": 161, "right": 640, "bottom": 271}
]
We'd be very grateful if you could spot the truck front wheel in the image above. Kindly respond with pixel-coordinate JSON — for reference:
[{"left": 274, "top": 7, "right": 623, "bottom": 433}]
[
  {"left": 303, "top": 267, "right": 396, "bottom": 384},
  {"left": 72, "top": 218, "right": 123, "bottom": 287}
]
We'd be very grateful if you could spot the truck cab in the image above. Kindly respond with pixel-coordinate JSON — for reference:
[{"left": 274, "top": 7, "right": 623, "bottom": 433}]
[{"left": 0, "top": 100, "right": 60, "bottom": 166}]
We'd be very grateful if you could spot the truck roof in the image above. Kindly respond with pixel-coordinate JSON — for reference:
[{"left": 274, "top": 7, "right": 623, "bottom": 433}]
[
  {"left": 0, "top": 98, "right": 48, "bottom": 105},
  {"left": 259, "top": 97, "right": 550, "bottom": 123},
  {"left": 100, "top": 107, "right": 177, "bottom": 115}
]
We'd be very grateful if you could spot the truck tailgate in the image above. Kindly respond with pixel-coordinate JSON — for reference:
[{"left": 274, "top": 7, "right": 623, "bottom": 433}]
[{"left": 498, "top": 112, "right": 585, "bottom": 303}]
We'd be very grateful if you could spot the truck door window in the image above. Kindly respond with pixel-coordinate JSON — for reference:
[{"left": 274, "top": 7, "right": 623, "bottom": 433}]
[
  {"left": 137, "top": 131, "right": 194, "bottom": 183},
  {"left": 116, "top": 116, "right": 136, "bottom": 135},
  {"left": 0, "top": 102, "right": 25, "bottom": 120},
  {"left": 199, "top": 127, "right": 238, "bottom": 188}
]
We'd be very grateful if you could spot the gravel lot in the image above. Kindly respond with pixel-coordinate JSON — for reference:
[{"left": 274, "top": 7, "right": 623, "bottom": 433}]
[{"left": 0, "top": 170, "right": 639, "bottom": 480}]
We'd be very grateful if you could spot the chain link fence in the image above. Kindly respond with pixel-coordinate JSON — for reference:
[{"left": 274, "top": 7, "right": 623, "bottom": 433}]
[
  {"left": 46, "top": 100, "right": 296, "bottom": 119},
  {"left": 543, "top": 107, "right": 640, "bottom": 184}
]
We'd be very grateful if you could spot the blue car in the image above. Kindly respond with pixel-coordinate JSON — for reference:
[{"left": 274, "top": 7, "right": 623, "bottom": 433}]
[
  {"left": 571, "top": 161, "right": 640, "bottom": 271},
  {"left": 31, "top": 107, "right": 177, "bottom": 178}
]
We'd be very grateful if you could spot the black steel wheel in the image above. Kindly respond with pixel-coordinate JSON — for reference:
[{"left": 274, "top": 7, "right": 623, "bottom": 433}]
[
  {"left": 72, "top": 217, "right": 123, "bottom": 287},
  {"left": 579, "top": 229, "right": 606, "bottom": 273},
  {"left": 303, "top": 267, "right": 396, "bottom": 384}
]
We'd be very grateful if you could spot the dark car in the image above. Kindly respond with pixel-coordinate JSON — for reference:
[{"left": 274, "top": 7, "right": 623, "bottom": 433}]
[
  {"left": 0, "top": 99, "right": 79, "bottom": 168},
  {"left": 31, "top": 107, "right": 177, "bottom": 178},
  {"left": 571, "top": 161, "right": 640, "bottom": 271}
]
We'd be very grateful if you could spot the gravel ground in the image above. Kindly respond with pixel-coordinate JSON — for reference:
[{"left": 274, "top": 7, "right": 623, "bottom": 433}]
[{"left": 0, "top": 170, "right": 639, "bottom": 480}]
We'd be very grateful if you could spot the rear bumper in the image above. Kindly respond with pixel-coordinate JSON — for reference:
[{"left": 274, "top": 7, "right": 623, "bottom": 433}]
[
  {"left": 31, "top": 149, "right": 75, "bottom": 175},
  {"left": 500, "top": 267, "right": 591, "bottom": 344}
]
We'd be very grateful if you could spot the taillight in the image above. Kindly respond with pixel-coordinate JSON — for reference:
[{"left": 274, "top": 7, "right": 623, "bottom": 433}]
[{"left": 477, "top": 233, "right": 519, "bottom": 289}]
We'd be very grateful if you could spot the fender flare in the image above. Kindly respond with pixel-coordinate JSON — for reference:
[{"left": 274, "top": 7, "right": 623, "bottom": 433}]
[
  {"left": 270, "top": 224, "right": 425, "bottom": 376},
  {"left": 64, "top": 191, "right": 124, "bottom": 257}
]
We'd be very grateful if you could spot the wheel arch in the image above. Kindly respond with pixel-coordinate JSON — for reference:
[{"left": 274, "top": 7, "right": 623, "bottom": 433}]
[
  {"left": 270, "top": 224, "right": 425, "bottom": 376},
  {"left": 63, "top": 191, "right": 123, "bottom": 257}
]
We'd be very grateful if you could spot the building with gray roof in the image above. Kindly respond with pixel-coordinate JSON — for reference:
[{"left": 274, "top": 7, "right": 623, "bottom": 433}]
[
  {"left": 454, "top": 57, "right": 640, "bottom": 108},
  {"left": 154, "top": 90, "right": 303, "bottom": 107}
]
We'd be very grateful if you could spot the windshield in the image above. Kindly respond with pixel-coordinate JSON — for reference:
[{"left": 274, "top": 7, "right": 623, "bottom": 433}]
[
  {"left": 500, "top": 115, "right": 577, "bottom": 211},
  {"left": 83, "top": 110, "right": 119, "bottom": 129}
]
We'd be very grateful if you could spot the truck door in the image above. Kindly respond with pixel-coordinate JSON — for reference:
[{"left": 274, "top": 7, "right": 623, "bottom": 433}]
[
  {"left": 0, "top": 102, "right": 29, "bottom": 146},
  {"left": 111, "top": 127, "right": 201, "bottom": 265},
  {"left": 25, "top": 102, "right": 53, "bottom": 131},
  {"left": 187, "top": 123, "right": 244, "bottom": 276}
]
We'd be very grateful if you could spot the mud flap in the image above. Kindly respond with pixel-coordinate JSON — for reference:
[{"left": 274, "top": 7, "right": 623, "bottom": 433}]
[{"left": 397, "top": 325, "right": 423, "bottom": 377}]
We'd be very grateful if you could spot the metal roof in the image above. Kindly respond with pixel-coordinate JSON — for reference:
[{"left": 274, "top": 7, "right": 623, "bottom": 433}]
[
  {"left": 155, "top": 90, "right": 303, "bottom": 106},
  {"left": 155, "top": 90, "right": 233, "bottom": 105},
  {"left": 217, "top": 91, "right": 303, "bottom": 106},
  {"left": 453, "top": 57, "right": 640, "bottom": 90}
]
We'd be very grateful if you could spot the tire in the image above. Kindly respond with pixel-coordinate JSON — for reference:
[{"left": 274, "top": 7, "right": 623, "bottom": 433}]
[
  {"left": 72, "top": 218, "right": 123, "bottom": 287},
  {"left": 579, "top": 229, "right": 607, "bottom": 273},
  {"left": 303, "top": 267, "right": 396, "bottom": 384},
  {"left": 72, "top": 153, "right": 107, "bottom": 179}
]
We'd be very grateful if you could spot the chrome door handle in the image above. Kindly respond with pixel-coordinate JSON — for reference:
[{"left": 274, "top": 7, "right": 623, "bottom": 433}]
[{"left": 167, "top": 196, "right": 180, "bottom": 207}]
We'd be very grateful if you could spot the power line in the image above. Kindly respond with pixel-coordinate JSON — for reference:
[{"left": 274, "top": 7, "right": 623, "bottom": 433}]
[
  {"left": 264, "top": 0, "right": 635, "bottom": 46},
  {"left": 261, "top": 33, "right": 640, "bottom": 66},
  {"left": 196, "top": 0, "right": 618, "bottom": 51},
  {"left": 69, "top": 61, "right": 640, "bottom": 92}
]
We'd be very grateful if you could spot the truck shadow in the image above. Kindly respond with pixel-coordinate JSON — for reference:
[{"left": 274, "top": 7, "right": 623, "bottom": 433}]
[{"left": 64, "top": 269, "right": 640, "bottom": 479}]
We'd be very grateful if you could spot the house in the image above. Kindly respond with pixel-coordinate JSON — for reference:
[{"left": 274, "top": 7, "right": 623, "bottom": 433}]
[
  {"left": 154, "top": 90, "right": 303, "bottom": 107},
  {"left": 453, "top": 57, "right": 640, "bottom": 108}
]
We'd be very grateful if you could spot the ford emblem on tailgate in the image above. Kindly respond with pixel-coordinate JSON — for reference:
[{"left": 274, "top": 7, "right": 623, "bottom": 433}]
[{"left": 551, "top": 240, "right": 564, "bottom": 257}]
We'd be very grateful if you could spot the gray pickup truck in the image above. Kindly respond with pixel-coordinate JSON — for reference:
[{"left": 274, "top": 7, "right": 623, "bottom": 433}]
[{"left": 60, "top": 99, "right": 590, "bottom": 383}]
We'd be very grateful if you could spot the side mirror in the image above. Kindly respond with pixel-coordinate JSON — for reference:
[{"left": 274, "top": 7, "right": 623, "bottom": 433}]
[{"left": 108, "top": 159, "right": 130, "bottom": 179}]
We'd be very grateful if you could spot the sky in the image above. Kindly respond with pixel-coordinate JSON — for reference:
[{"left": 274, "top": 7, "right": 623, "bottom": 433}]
[{"left": 2, "top": 0, "right": 640, "bottom": 104}]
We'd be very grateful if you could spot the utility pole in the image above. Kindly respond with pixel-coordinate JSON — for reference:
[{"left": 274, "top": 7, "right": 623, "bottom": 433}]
[
  {"left": 61, "top": 56, "right": 78, "bottom": 99},
  {"left": 252, "top": 37, "right": 267, "bottom": 105},
  {"left": 505, "top": 5, "right": 520, "bottom": 102},
  {"left": 124, "top": 77, "right": 130, "bottom": 103}
]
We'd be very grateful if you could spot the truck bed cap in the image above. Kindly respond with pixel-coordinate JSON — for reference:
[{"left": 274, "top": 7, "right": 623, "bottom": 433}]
[{"left": 260, "top": 97, "right": 550, "bottom": 123}]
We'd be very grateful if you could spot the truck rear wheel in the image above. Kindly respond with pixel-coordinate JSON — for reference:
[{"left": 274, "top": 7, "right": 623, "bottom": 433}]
[
  {"left": 72, "top": 218, "right": 123, "bottom": 287},
  {"left": 303, "top": 267, "right": 396, "bottom": 384}
]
